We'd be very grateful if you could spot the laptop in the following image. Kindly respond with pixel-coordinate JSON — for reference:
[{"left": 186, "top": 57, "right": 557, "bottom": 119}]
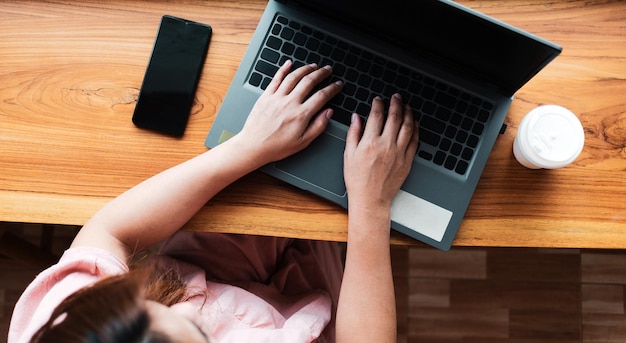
[{"left": 205, "top": 0, "right": 561, "bottom": 250}]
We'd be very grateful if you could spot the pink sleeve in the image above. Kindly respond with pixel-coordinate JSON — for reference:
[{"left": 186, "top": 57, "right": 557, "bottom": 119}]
[{"left": 8, "top": 246, "right": 128, "bottom": 343}]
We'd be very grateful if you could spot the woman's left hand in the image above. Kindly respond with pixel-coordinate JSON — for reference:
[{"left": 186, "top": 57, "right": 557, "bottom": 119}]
[{"left": 235, "top": 60, "right": 343, "bottom": 167}]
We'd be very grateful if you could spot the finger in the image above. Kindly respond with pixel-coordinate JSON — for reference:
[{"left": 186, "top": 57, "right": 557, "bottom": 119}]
[
  {"left": 396, "top": 103, "right": 415, "bottom": 149},
  {"left": 406, "top": 119, "right": 420, "bottom": 159},
  {"left": 381, "top": 93, "right": 404, "bottom": 139},
  {"left": 265, "top": 59, "right": 293, "bottom": 93},
  {"left": 277, "top": 63, "right": 319, "bottom": 94},
  {"left": 344, "top": 113, "right": 362, "bottom": 155},
  {"left": 291, "top": 64, "right": 334, "bottom": 97},
  {"left": 301, "top": 108, "right": 333, "bottom": 144},
  {"left": 303, "top": 79, "right": 343, "bottom": 116},
  {"left": 363, "top": 96, "right": 385, "bottom": 138}
]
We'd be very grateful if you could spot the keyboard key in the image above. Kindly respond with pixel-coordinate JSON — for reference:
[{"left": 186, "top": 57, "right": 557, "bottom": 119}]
[
  {"left": 439, "top": 138, "right": 451, "bottom": 151},
  {"left": 472, "top": 122, "right": 485, "bottom": 135},
  {"left": 408, "top": 96, "right": 423, "bottom": 111},
  {"left": 382, "top": 70, "right": 396, "bottom": 83},
  {"left": 396, "top": 75, "right": 409, "bottom": 89},
  {"left": 255, "top": 60, "right": 278, "bottom": 77},
  {"left": 477, "top": 109, "right": 490, "bottom": 123},
  {"left": 319, "top": 43, "right": 332, "bottom": 55},
  {"left": 312, "top": 30, "right": 325, "bottom": 40},
  {"left": 357, "top": 59, "right": 371, "bottom": 73},
  {"left": 419, "top": 128, "right": 441, "bottom": 147},
  {"left": 418, "top": 150, "right": 433, "bottom": 161},
  {"left": 331, "top": 48, "right": 346, "bottom": 61},
  {"left": 305, "top": 38, "right": 320, "bottom": 51},
  {"left": 344, "top": 54, "right": 358, "bottom": 67},
  {"left": 345, "top": 69, "right": 358, "bottom": 82},
  {"left": 260, "top": 77, "right": 272, "bottom": 90},
  {"left": 422, "top": 101, "right": 436, "bottom": 115},
  {"left": 455, "top": 130, "right": 468, "bottom": 144},
  {"left": 357, "top": 74, "right": 372, "bottom": 87},
  {"left": 334, "top": 63, "right": 346, "bottom": 77},
  {"left": 435, "top": 106, "right": 452, "bottom": 121},
  {"left": 343, "top": 83, "right": 356, "bottom": 96},
  {"left": 444, "top": 125, "right": 457, "bottom": 139},
  {"left": 301, "top": 25, "right": 313, "bottom": 34},
  {"left": 450, "top": 143, "right": 462, "bottom": 156},
  {"left": 370, "top": 64, "right": 384, "bottom": 78},
  {"left": 293, "top": 32, "right": 307, "bottom": 45},
  {"left": 435, "top": 91, "right": 456, "bottom": 109},
  {"left": 461, "top": 118, "right": 473, "bottom": 130},
  {"left": 467, "top": 105, "right": 478, "bottom": 118},
  {"left": 331, "top": 106, "right": 352, "bottom": 126},
  {"left": 281, "top": 42, "right": 295, "bottom": 55},
  {"left": 433, "top": 151, "right": 446, "bottom": 165},
  {"left": 421, "top": 116, "right": 446, "bottom": 134},
  {"left": 249, "top": 72, "right": 262, "bottom": 87},
  {"left": 308, "top": 53, "right": 321, "bottom": 64},
  {"left": 261, "top": 48, "right": 280, "bottom": 63},
  {"left": 444, "top": 155, "right": 457, "bottom": 170},
  {"left": 455, "top": 100, "right": 468, "bottom": 113},
  {"left": 357, "top": 102, "right": 371, "bottom": 116},
  {"left": 271, "top": 23, "right": 281, "bottom": 35},
  {"left": 294, "top": 47, "right": 307, "bottom": 60},
  {"left": 344, "top": 98, "right": 357, "bottom": 111},
  {"left": 266, "top": 36, "right": 282, "bottom": 50},
  {"left": 371, "top": 79, "right": 385, "bottom": 94},
  {"left": 450, "top": 113, "right": 462, "bottom": 125},
  {"left": 355, "top": 88, "right": 369, "bottom": 101},
  {"left": 461, "top": 147, "right": 474, "bottom": 161},
  {"left": 280, "top": 27, "right": 295, "bottom": 40},
  {"left": 467, "top": 135, "right": 479, "bottom": 148},
  {"left": 383, "top": 84, "right": 398, "bottom": 98},
  {"left": 455, "top": 160, "right": 469, "bottom": 174},
  {"left": 421, "top": 85, "right": 435, "bottom": 100}
]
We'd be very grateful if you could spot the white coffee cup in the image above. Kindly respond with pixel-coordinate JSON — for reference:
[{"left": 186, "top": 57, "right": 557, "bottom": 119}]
[{"left": 513, "top": 105, "right": 585, "bottom": 169}]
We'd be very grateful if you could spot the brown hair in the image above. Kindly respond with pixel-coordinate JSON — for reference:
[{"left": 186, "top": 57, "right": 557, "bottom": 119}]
[{"left": 30, "top": 262, "right": 190, "bottom": 343}]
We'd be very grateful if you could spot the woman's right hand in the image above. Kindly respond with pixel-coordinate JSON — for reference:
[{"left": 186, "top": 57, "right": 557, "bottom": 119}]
[{"left": 343, "top": 94, "right": 419, "bottom": 213}]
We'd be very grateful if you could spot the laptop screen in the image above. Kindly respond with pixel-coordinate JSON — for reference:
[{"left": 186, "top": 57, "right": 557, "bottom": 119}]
[{"left": 290, "top": 0, "right": 561, "bottom": 95}]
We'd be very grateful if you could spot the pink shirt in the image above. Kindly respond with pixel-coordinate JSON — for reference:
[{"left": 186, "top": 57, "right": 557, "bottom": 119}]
[{"left": 8, "top": 246, "right": 332, "bottom": 343}]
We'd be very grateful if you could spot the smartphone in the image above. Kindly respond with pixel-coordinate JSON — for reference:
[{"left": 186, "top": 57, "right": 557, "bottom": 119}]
[{"left": 132, "top": 15, "right": 212, "bottom": 136}]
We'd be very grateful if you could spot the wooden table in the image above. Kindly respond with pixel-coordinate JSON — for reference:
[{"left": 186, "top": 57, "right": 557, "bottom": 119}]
[{"left": 1, "top": 0, "right": 625, "bottom": 248}]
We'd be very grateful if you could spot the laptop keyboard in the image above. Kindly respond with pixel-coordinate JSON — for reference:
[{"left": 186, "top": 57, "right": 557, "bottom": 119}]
[{"left": 247, "top": 15, "right": 495, "bottom": 176}]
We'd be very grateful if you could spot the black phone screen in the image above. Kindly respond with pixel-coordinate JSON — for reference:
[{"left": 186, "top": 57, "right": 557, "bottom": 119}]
[{"left": 132, "top": 15, "right": 212, "bottom": 136}]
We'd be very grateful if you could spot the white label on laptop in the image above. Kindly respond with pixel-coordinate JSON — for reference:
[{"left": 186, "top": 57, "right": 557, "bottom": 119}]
[{"left": 391, "top": 190, "right": 453, "bottom": 242}]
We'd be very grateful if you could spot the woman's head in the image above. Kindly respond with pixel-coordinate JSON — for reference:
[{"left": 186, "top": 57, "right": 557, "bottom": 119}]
[{"left": 30, "top": 266, "right": 213, "bottom": 343}]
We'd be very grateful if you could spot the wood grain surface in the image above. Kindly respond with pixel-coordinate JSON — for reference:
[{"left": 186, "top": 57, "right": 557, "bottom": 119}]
[{"left": 1, "top": 0, "right": 625, "bottom": 247}]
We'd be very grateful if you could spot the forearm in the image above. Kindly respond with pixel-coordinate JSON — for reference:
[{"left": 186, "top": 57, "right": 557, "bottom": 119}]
[
  {"left": 72, "top": 135, "right": 262, "bottom": 261},
  {"left": 336, "top": 205, "right": 397, "bottom": 343}
]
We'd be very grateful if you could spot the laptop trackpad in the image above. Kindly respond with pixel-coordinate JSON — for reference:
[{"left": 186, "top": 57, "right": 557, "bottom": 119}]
[{"left": 275, "top": 132, "right": 346, "bottom": 196}]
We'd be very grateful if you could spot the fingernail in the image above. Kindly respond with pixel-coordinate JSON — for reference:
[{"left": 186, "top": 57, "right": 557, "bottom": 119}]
[
  {"left": 323, "top": 65, "right": 332, "bottom": 70},
  {"left": 309, "top": 63, "right": 318, "bottom": 68},
  {"left": 325, "top": 109, "right": 334, "bottom": 119},
  {"left": 351, "top": 113, "right": 359, "bottom": 123},
  {"left": 393, "top": 93, "right": 402, "bottom": 100},
  {"left": 334, "top": 80, "right": 344, "bottom": 86},
  {"left": 283, "top": 59, "right": 292, "bottom": 67}
]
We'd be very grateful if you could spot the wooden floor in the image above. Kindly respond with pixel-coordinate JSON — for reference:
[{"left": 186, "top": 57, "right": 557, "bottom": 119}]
[{"left": 2, "top": 223, "right": 626, "bottom": 342}]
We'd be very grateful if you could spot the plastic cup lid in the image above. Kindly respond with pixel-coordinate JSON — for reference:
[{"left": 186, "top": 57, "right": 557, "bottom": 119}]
[{"left": 517, "top": 105, "right": 585, "bottom": 168}]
